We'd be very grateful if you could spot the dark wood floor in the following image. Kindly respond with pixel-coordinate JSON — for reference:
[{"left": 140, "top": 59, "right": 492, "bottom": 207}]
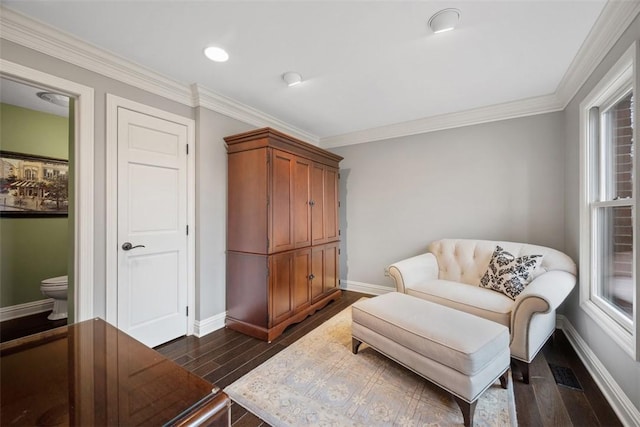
[
  {"left": 155, "top": 291, "right": 622, "bottom": 427},
  {"left": 1, "top": 292, "right": 622, "bottom": 426},
  {"left": 0, "top": 311, "right": 67, "bottom": 343},
  {"left": 515, "top": 331, "right": 622, "bottom": 426}
]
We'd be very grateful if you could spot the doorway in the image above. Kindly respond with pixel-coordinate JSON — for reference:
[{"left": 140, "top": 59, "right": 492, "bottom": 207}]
[
  {"left": 0, "top": 59, "right": 94, "bottom": 325},
  {"left": 106, "top": 94, "right": 195, "bottom": 348},
  {"left": 0, "top": 77, "right": 70, "bottom": 338}
]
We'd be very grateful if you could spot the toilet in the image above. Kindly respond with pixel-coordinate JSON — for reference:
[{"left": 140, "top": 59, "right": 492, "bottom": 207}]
[{"left": 40, "top": 275, "right": 68, "bottom": 320}]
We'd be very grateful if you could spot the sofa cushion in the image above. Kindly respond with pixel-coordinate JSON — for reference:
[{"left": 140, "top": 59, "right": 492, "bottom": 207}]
[
  {"left": 406, "top": 279, "right": 512, "bottom": 327},
  {"left": 480, "top": 245, "right": 542, "bottom": 299}
]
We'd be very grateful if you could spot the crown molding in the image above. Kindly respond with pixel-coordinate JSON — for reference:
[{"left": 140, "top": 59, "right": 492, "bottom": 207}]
[
  {"left": 0, "top": 6, "right": 319, "bottom": 142},
  {"left": 321, "top": 93, "right": 563, "bottom": 148},
  {"left": 192, "top": 84, "right": 319, "bottom": 145},
  {"left": 2, "top": 2, "right": 637, "bottom": 150},
  {"left": 0, "top": 6, "right": 194, "bottom": 106},
  {"left": 321, "top": 0, "right": 640, "bottom": 149},
  {"left": 555, "top": 0, "right": 640, "bottom": 108}
]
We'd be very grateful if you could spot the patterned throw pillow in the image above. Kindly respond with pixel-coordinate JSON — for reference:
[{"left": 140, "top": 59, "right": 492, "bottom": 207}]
[{"left": 480, "top": 245, "right": 542, "bottom": 299}]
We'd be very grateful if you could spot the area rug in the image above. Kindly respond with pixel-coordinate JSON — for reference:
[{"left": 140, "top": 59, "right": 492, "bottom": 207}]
[{"left": 225, "top": 304, "right": 517, "bottom": 426}]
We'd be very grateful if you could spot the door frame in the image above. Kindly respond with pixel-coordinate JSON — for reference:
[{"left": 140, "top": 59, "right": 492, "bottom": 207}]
[
  {"left": 0, "top": 59, "right": 95, "bottom": 322},
  {"left": 105, "top": 94, "right": 195, "bottom": 336}
]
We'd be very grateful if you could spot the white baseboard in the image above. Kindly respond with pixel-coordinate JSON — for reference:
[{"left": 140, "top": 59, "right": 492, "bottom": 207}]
[
  {"left": 340, "top": 280, "right": 394, "bottom": 296},
  {"left": 0, "top": 299, "right": 53, "bottom": 322},
  {"left": 194, "top": 311, "right": 226, "bottom": 338},
  {"left": 557, "top": 315, "right": 640, "bottom": 427}
]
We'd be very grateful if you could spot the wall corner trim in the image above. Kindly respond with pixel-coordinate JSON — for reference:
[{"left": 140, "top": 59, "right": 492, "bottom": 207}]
[
  {"left": 194, "top": 311, "right": 227, "bottom": 338},
  {"left": 555, "top": 1, "right": 640, "bottom": 109},
  {"left": 557, "top": 314, "right": 640, "bottom": 427},
  {"left": 0, "top": 6, "right": 193, "bottom": 106},
  {"left": 320, "top": 93, "right": 563, "bottom": 148},
  {"left": 320, "top": 1, "right": 640, "bottom": 148},
  {"left": 191, "top": 84, "right": 319, "bottom": 145},
  {"left": 340, "top": 280, "right": 394, "bottom": 296}
]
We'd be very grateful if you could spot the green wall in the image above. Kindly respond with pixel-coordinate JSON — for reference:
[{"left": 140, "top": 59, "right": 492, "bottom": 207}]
[
  {"left": 0, "top": 103, "right": 69, "bottom": 308},
  {"left": 1, "top": 103, "right": 69, "bottom": 158}
]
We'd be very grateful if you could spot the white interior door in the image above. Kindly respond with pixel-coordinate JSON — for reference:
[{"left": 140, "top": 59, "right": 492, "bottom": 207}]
[{"left": 117, "top": 107, "right": 188, "bottom": 348}]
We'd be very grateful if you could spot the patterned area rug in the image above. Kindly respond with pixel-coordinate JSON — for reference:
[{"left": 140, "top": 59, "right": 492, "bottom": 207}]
[{"left": 225, "top": 304, "right": 517, "bottom": 426}]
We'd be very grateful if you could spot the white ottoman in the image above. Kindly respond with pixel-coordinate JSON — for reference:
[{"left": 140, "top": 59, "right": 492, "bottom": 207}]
[{"left": 352, "top": 292, "right": 510, "bottom": 427}]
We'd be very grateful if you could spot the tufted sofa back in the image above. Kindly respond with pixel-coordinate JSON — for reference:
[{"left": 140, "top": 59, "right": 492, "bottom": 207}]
[{"left": 427, "top": 239, "right": 577, "bottom": 286}]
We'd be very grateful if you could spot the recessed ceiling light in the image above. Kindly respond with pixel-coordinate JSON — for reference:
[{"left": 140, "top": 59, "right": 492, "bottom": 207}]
[
  {"left": 428, "top": 8, "right": 461, "bottom": 34},
  {"left": 282, "top": 72, "right": 303, "bottom": 87},
  {"left": 204, "top": 46, "right": 229, "bottom": 62},
  {"left": 36, "top": 91, "right": 69, "bottom": 107}
]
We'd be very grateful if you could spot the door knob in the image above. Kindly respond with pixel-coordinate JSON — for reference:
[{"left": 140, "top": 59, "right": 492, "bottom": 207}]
[
  {"left": 308, "top": 274, "right": 315, "bottom": 280},
  {"left": 122, "top": 242, "right": 146, "bottom": 251}
]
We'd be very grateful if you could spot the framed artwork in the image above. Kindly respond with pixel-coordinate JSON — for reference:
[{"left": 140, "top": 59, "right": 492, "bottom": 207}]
[{"left": 0, "top": 150, "right": 69, "bottom": 217}]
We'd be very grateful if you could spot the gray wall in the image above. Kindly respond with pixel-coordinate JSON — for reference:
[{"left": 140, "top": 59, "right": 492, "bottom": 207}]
[
  {"left": 194, "top": 107, "right": 252, "bottom": 319},
  {"left": 330, "top": 111, "right": 566, "bottom": 288},
  {"left": 563, "top": 14, "right": 640, "bottom": 415}
]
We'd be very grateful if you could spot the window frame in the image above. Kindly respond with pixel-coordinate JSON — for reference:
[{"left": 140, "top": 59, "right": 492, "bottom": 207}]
[
  {"left": 579, "top": 42, "right": 639, "bottom": 360},
  {"left": 591, "top": 88, "right": 634, "bottom": 329}
]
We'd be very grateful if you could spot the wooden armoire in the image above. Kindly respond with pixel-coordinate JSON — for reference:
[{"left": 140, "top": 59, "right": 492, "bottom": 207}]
[{"left": 225, "top": 128, "right": 343, "bottom": 342}]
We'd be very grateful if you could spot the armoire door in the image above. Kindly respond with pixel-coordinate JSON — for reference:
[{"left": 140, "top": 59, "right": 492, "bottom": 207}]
[
  {"left": 311, "top": 164, "right": 339, "bottom": 245},
  {"left": 323, "top": 167, "right": 340, "bottom": 242},
  {"left": 270, "top": 149, "right": 295, "bottom": 253},
  {"left": 311, "top": 242, "right": 340, "bottom": 302},
  {"left": 310, "top": 247, "right": 324, "bottom": 302},
  {"left": 269, "top": 252, "right": 293, "bottom": 326},
  {"left": 293, "top": 157, "right": 312, "bottom": 248},
  {"left": 292, "top": 248, "right": 311, "bottom": 313},
  {"left": 322, "top": 242, "right": 340, "bottom": 294}
]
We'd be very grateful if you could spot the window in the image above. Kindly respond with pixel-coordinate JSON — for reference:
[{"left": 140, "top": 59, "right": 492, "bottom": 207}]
[
  {"left": 592, "top": 92, "right": 634, "bottom": 323},
  {"left": 24, "top": 168, "right": 36, "bottom": 180},
  {"left": 580, "top": 43, "right": 638, "bottom": 359}
]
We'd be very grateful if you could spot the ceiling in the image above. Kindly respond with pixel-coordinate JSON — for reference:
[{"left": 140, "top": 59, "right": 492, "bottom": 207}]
[
  {"left": 0, "top": 77, "right": 70, "bottom": 117},
  {"left": 2, "top": 1, "right": 609, "bottom": 142}
]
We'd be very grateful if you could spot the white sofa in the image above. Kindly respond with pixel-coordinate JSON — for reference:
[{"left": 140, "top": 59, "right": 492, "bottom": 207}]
[{"left": 388, "top": 239, "right": 576, "bottom": 383}]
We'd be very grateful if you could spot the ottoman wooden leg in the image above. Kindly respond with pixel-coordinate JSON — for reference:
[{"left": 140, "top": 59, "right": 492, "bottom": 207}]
[
  {"left": 352, "top": 337, "right": 362, "bottom": 354},
  {"left": 453, "top": 396, "right": 477, "bottom": 427}
]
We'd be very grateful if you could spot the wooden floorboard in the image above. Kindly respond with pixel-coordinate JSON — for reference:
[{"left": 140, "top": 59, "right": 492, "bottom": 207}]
[
  {"left": 202, "top": 340, "right": 273, "bottom": 381},
  {"left": 546, "top": 332, "right": 623, "bottom": 427},
  {"left": 529, "top": 349, "right": 573, "bottom": 426},
  {"left": 2, "top": 291, "right": 623, "bottom": 426},
  {"left": 0, "top": 311, "right": 67, "bottom": 343},
  {"left": 207, "top": 342, "right": 286, "bottom": 389},
  {"left": 513, "top": 376, "right": 543, "bottom": 427}
]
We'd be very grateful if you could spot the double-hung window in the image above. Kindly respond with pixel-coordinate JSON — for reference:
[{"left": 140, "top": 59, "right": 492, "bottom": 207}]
[{"left": 580, "top": 42, "right": 638, "bottom": 359}]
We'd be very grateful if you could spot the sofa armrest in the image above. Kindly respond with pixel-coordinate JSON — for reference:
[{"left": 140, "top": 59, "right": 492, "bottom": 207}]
[
  {"left": 515, "top": 270, "right": 576, "bottom": 313},
  {"left": 388, "top": 253, "right": 439, "bottom": 293},
  {"left": 510, "top": 270, "right": 576, "bottom": 361}
]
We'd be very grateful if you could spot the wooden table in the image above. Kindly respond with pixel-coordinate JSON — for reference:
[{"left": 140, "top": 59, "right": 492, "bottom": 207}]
[{"left": 1, "top": 318, "right": 230, "bottom": 426}]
